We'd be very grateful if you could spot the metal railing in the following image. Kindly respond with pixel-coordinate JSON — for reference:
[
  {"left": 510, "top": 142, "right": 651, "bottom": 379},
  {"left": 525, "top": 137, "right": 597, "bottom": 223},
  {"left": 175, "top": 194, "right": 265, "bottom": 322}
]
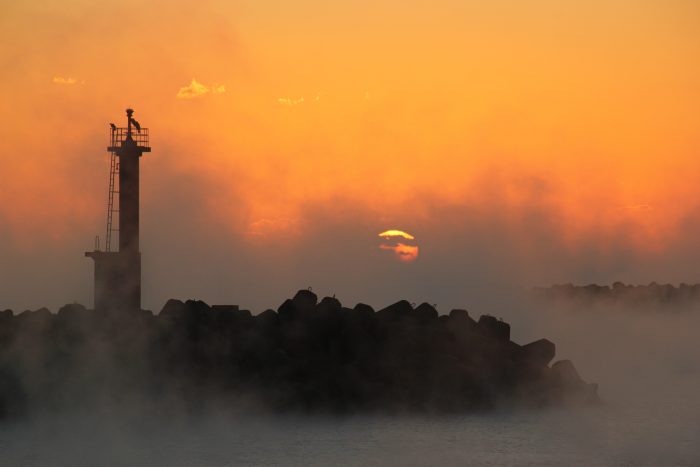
[{"left": 109, "top": 127, "right": 150, "bottom": 147}]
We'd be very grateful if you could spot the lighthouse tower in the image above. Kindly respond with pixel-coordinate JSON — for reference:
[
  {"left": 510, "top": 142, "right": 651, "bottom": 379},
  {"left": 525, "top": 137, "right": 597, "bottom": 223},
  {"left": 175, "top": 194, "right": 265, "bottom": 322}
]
[{"left": 86, "top": 109, "right": 150, "bottom": 312}]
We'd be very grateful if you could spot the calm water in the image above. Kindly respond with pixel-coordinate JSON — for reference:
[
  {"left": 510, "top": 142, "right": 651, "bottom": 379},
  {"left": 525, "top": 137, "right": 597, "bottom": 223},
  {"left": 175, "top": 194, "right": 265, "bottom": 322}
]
[{"left": 1, "top": 389, "right": 698, "bottom": 467}]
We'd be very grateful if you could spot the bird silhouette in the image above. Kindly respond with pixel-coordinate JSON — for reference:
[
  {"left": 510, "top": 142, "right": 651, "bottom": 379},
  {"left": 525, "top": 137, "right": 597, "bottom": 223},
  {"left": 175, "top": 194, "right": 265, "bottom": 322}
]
[
  {"left": 109, "top": 123, "right": 116, "bottom": 131},
  {"left": 130, "top": 118, "right": 141, "bottom": 132}
]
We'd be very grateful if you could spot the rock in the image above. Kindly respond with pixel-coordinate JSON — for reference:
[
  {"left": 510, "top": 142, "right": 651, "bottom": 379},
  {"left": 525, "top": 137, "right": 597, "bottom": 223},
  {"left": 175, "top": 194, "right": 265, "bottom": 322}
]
[
  {"left": 449, "top": 308, "right": 468, "bottom": 319},
  {"left": 0, "top": 293, "right": 598, "bottom": 416},
  {"left": 353, "top": 303, "right": 374, "bottom": 315},
  {"left": 277, "top": 299, "right": 299, "bottom": 321},
  {"left": 159, "top": 299, "right": 185, "bottom": 317},
  {"left": 414, "top": 303, "right": 438, "bottom": 322},
  {"left": 551, "top": 359, "right": 583, "bottom": 385},
  {"left": 377, "top": 300, "right": 413, "bottom": 320},
  {"left": 551, "top": 360, "right": 599, "bottom": 403},
  {"left": 521, "top": 339, "right": 555, "bottom": 366},
  {"left": 318, "top": 296, "right": 342, "bottom": 313},
  {"left": 475, "top": 315, "right": 510, "bottom": 341},
  {"left": 184, "top": 300, "right": 210, "bottom": 313},
  {"left": 17, "top": 308, "right": 52, "bottom": 326},
  {"left": 236, "top": 309, "right": 253, "bottom": 319},
  {"left": 448, "top": 309, "right": 477, "bottom": 328},
  {"left": 211, "top": 305, "right": 239, "bottom": 313},
  {"left": 256, "top": 309, "right": 278, "bottom": 329},
  {"left": 293, "top": 289, "right": 318, "bottom": 309},
  {"left": 57, "top": 303, "right": 88, "bottom": 317}
]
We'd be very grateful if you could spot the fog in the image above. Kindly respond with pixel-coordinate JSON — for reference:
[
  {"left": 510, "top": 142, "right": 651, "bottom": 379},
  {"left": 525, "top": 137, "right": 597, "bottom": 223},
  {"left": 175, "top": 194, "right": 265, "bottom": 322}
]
[
  {"left": 3, "top": 139, "right": 699, "bottom": 463},
  {"left": 1, "top": 284, "right": 699, "bottom": 465},
  {"left": 2, "top": 1, "right": 700, "bottom": 463},
  {"left": 5, "top": 168, "right": 700, "bottom": 315}
]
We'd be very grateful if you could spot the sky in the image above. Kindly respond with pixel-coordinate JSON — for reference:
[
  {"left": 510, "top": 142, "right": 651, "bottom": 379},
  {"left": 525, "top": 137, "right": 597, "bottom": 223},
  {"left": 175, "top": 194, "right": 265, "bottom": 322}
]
[{"left": 0, "top": 0, "right": 699, "bottom": 312}]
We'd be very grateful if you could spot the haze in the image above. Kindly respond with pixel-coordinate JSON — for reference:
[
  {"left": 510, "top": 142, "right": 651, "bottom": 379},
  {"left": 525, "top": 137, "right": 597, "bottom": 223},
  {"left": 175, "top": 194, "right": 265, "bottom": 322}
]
[{"left": 1, "top": 0, "right": 699, "bottom": 312}]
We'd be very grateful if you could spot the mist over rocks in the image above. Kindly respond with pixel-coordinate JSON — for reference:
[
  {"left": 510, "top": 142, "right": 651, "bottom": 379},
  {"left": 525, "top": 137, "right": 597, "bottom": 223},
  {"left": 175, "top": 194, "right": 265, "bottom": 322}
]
[
  {"left": 0, "top": 290, "right": 597, "bottom": 417},
  {"left": 534, "top": 282, "right": 700, "bottom": 311}
]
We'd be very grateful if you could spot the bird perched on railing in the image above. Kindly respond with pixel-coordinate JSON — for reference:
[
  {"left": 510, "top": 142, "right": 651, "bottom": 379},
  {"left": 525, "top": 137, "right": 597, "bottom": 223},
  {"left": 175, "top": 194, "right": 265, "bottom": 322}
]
[
  {"left": 110, "top": 123, "right": 116, "bottom": 131},
  {"left": 129, "top": 117, "right": 141, "bottom": 132}
]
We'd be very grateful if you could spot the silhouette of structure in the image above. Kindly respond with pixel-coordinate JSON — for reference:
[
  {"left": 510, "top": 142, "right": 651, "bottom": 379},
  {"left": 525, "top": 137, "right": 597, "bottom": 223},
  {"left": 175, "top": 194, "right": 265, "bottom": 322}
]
[{"left": 86, "top": 109, "right": 150, "bottom": 312}]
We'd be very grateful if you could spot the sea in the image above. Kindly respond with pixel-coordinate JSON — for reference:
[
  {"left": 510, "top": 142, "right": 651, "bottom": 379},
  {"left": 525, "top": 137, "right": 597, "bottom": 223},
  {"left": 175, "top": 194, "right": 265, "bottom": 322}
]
[{"left": 0, "top": 381, "right": 698, "bottom": 467}]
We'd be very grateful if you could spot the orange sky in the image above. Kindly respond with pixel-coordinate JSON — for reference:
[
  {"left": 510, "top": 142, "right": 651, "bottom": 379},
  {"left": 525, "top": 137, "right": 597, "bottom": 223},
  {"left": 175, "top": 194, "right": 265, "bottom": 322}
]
[{"left": 1, "top": 0, "right": 699, "bottom": 310}]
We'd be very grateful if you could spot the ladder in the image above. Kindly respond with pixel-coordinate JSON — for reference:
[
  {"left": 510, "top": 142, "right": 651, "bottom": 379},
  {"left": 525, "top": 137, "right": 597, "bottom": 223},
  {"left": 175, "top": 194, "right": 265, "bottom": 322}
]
[{"left": 105, "top": 130, "right": 119, "bottom": 252}]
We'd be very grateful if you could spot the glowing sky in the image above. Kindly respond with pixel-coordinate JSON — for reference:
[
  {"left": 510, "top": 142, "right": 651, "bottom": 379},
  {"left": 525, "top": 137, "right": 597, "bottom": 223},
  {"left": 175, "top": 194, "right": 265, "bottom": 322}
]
[{"left": 1, "top": 0, "right": 699, "bottom": 311}]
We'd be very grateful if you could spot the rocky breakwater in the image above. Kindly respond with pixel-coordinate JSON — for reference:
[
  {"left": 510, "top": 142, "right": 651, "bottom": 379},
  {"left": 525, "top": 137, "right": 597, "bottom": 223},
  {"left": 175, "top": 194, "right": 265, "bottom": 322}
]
[{"left": 0, "top": 290, "right": 597, "bottom": 416}]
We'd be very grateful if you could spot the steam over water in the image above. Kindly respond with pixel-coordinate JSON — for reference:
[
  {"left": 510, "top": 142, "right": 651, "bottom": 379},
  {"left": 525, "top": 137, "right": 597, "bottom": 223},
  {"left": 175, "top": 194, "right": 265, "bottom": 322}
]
[
  {"left": 1, "top": 298, "right": 699, "bottom": 466},
  {"left": 0, "top": 401, "right": 697, "bottom": 466}
]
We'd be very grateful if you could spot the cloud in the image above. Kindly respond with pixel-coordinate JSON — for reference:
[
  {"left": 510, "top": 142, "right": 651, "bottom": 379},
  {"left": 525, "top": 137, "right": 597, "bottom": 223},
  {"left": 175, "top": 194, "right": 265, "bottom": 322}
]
[
  {"left": 52, "top": 76, "right": 78, "bottom": 85},
  {"left": 277, "top": 92, "right": 321, "bottom": 105},
  {"left": 379, "top": 242, "right": 419, "bottom": 262},
  {"left": 277, "top": 97, "right": 305, "bottom": 106},
  {"left": 176, "top": 79, "right": 226, "bottom": 99}
]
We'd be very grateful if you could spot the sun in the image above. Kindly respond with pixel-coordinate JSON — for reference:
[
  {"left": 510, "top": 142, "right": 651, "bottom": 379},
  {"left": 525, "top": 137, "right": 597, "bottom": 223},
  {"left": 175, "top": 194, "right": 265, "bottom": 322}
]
[
  {"left": 378, "top": 230, "right": 415, "bottom": 240},
  {"left": 378, "top": 230, "right": 419, "bottom": 262}
]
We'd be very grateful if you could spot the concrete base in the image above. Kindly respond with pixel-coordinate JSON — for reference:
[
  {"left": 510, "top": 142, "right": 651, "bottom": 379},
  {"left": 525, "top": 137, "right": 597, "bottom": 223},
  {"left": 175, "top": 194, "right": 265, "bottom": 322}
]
[{"left": 85, "top": 250, "right": 141, "bottom": 313}]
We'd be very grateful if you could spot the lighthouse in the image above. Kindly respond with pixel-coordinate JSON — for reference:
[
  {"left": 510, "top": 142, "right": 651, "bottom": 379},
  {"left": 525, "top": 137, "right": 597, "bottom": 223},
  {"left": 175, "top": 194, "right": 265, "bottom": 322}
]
[{"left": 86, "top": 109, "right": 150, "bottom": 312}]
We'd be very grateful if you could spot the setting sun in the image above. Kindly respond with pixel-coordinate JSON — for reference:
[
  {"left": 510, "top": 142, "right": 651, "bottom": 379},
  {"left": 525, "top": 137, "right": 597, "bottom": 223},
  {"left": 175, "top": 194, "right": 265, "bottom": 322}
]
[
  {"left": 378, "top": 230, "right": 419, "bottom": 262},
  {"left": 378, "top": 230, "right": 415, "bottom": 240}
]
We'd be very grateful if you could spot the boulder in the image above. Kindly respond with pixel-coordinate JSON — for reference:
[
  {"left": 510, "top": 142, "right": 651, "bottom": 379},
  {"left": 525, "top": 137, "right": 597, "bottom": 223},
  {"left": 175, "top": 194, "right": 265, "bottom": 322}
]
[
  {"left": 551, "top": 359, "right": 583, "bottom": 385},
  {"left": 475, "top": 315, "right": 510, "bottom": 341},
  {"left": 414, "top": 303, "right": 438, "bottom": 322},
  {"left": 551, "top": 360, "right": 599, "bottom": 403},
  {"left": 353, "top": 303, "right": 374, "bottom": 315},
  {"left": 159, "top": 299, "right": 186, "bottom": 317},
  {"left": 236, "top": 309, "right": 253, "bottom": 319},
  {"left": 211, "top": 305, "right": 239, "bottom": 313},
  {"left": 293, "top": 289, "right": 318, "bottom": 309},
  {"left": 17, "top": 307, "right": 52, "bottom": 323},
  {"left": 521, "top": 338, "right": 555, "bottom": 366},
  {"left": 255, "top": 309, "right": 278, "bottom": 329},
  {"left": 182, "top": 300, "right": 213, "bottom": 322},
  {"left": 277, "top": 299, "right": 298, "bottom": 320},
  {"left": 57, "top": 303, "right": 88, "bottom": 317},
  {"left": 377, "top": 300, "right": 413, "bottom": 319},
  {"left": 448, "top": 309, "right": 477, "bottom": 328},
  {"left": 318, "top": 296, "right": 342, "bottom": 313}
]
